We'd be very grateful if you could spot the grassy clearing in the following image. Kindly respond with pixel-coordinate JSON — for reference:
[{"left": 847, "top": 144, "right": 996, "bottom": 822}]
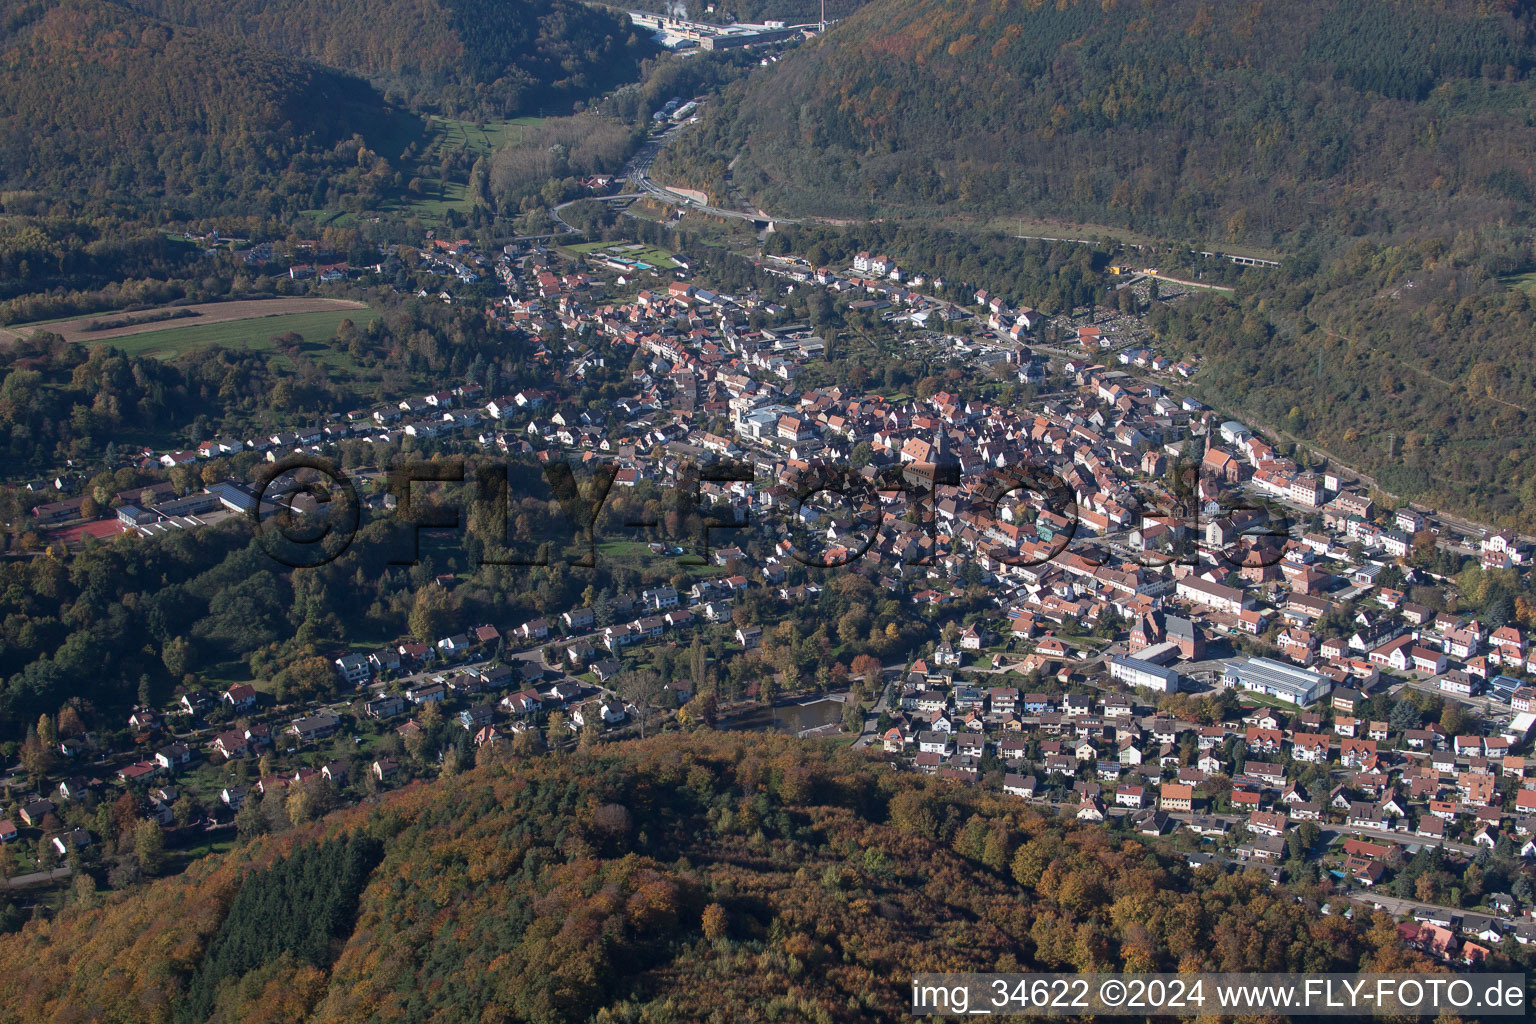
[
  {"left": 385, "top": 116, "right": 545, "bottom": 220},
  {"left": 428, "top": 116, "right": 544, "bottom": 156},
  {"left": 89, "top": 308, "right": 380, "bottom": 360},
  {"left": 595, "top": 538, "right": 730, "bottom": 575},
  {"left": 1500, "top": 270, "right": 1536, "bottom": 295},
  {"left": 3, "top": 310, "right": 105, "bottom": 330},
  {"left": 201, "top": 658, "right": 262, "bottom": 693},
  {"left": 563, "top": 240, "right": 681, "bottom": 269},
  {"left": 394, "top": 181, "right": 472, "bottom": 219},
  {"left": 1234, "top": 689, "right": 1298, "bottom": 710}
]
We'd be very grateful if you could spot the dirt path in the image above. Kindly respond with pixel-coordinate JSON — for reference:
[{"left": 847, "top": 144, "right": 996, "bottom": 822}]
[{"left": 0, "top": 298, "right": 369, "bottom": 345}]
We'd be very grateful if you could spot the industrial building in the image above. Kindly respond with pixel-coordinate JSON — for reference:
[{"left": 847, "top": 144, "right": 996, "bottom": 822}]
[
  {"left": 628, "top": 11, "right": 809, "bottom": 50},
  {"left": 1110, "top": 655, "right": 1181, "bottom": 694},
  {"left": 1222, "top": 657, "right": 1330, "bottom": 706}
]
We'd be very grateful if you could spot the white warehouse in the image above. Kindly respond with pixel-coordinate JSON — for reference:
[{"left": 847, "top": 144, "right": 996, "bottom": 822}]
[
  {"left": 1110, "top": 655, "right": 1180, "bottom": 694},
  {"left": 1222, "top": 657, "right": 1330, "bottom": 706}
]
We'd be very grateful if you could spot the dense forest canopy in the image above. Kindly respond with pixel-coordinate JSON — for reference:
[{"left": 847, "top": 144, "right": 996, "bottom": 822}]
[
  {"left": 0, "top": 0, "right": 405, "bottom": 215},
  {"left": 661, "top": 0, "right": 1536, "bottom": 245},
  {"left": 0, "top": 0, "right": 665, "bottom": 212},
  {"left": 0, "top": 733, "right": 1432, "bottom": 1023},
  {"left": 129, "top": 0, "right": 658, "bottom": 118},
  {"left": 0, "top": 220, "right": 200, "bottom": 305}
]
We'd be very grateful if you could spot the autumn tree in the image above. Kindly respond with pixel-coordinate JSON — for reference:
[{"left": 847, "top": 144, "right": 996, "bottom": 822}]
[
  {"left": 1011, "top": 838, "right": 1052, "bottom": 889},
  {"left": 286, "top": 777, "right": 338, "bottom": 825},
  {"left": 626, "top": 879, "right": 679, "bottom": 935},
  {"left": 408, "top": 585, "right": 453, "bottom": 642},
  {"left": 18, "top": 727, "right": 56, "bottom": 783},
  {"left": 56, "top": 704, "right": 85, "bottom": 738},
  {"left": 511, "top": 728, "right": 542, "bottom": 757},
  {"left": 162, "top": 636, "right": 196, "bottom": 679},
  {"left": 133, "top": 820, "right": 167, "bottom": 876},
  {"left": 849, "top": 653, "right": 883, "bottom": 684},
  {"left": 701, "top": 902, "right": 729, "bottom": 941},
  {"left": 618, "top": 669, "right": 667, "bottom": 738},
  {"left": 545, "top": 711, "right": 569, "bottom": 749}
]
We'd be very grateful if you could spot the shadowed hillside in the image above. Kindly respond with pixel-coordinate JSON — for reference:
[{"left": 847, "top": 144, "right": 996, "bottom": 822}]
[
  {"left": 130, "top": 0, "right": 658, "bottom": 117},
  {"left": 0, "top": 0, "right": 405, "bottom": 213}
]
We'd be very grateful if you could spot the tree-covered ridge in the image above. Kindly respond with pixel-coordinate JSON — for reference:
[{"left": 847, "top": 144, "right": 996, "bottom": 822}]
[
  {"left": 1150, "top": 236, "right": 1536, "bottom": 527},
  {"left": 0, "top": 220, "right": 200, "bottom": 305},
  {"left": 0, "top": 733, "right": 1432, "bottom": 1023},
  {"left": 0, "top": 0, "right": 403, "bottom": 214},
  {"left": 130, "top": 0, "right": 657, "bottom": 118},
  {"left": 662, "top": 0, "right": 1536, "bottom": 243}
]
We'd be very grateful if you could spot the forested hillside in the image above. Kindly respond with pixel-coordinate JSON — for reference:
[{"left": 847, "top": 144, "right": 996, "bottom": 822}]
[
  {"left": 662, "top": 0, "right": 1536, "bottom": 245},
  {"left": 1151, "top": 235, "right": 1536, "bottom": 528},
  {"left": 0, "top": 733, "right": 1429, "bottom": 1023},
  {"left": 130, "top": 0, "right": 657, "bottom": 117},
  {"left": 0, "top": 0, "right": 403, "bottom": 213}
]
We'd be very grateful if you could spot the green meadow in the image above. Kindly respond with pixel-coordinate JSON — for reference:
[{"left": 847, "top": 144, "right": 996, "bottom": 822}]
[{"left": 89, "top": 308, "right": 380, "bottom": 360}]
